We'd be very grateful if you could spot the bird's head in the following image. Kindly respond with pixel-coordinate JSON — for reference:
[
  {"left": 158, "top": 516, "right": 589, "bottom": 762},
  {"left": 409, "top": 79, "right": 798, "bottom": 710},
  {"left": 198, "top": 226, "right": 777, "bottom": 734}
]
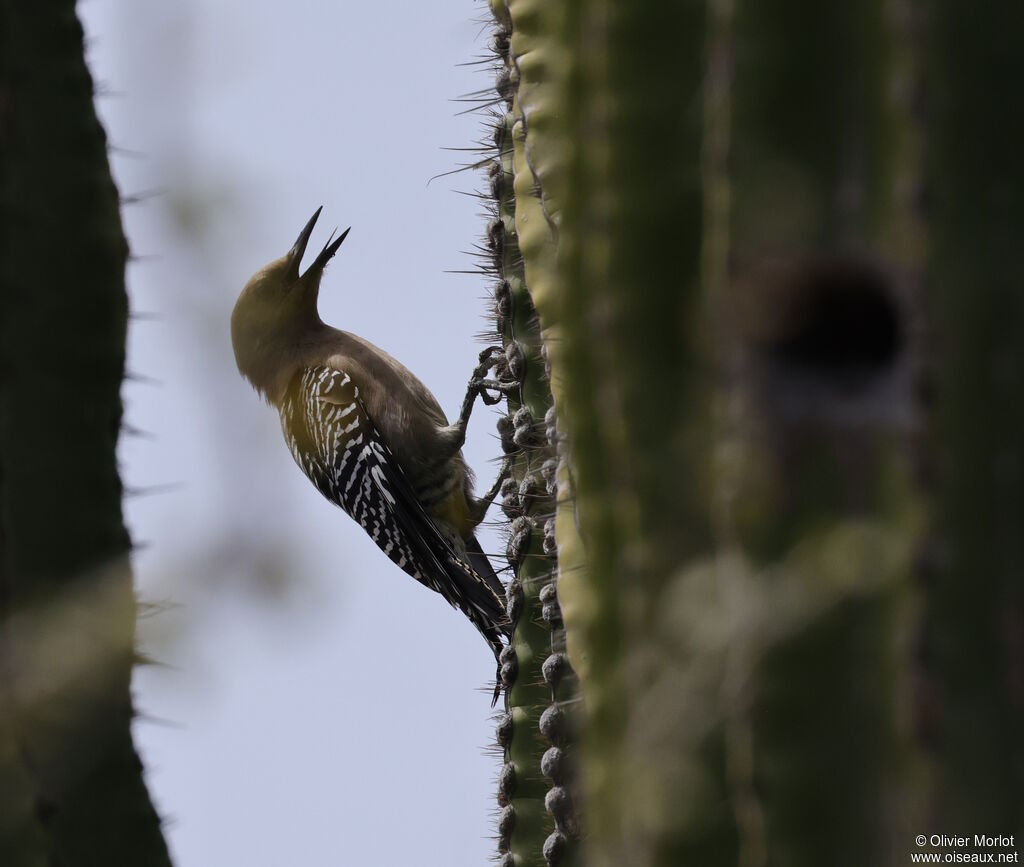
[{"left": 231, "top": 207, "right": 349, "bottom": 398}]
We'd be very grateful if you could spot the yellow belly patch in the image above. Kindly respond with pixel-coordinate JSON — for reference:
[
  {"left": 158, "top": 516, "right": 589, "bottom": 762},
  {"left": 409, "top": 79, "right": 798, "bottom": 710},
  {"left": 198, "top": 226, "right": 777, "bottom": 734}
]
[{"left": 429, "top": 485, "right": 471, "bottom": 538}]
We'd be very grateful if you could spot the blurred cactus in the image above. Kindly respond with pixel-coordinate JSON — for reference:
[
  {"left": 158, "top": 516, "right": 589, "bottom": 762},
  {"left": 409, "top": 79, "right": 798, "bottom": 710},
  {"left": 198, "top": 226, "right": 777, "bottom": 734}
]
[
  {"left": 480, "top": 0, "right": 1023, "bottom": 865},
  {"left": 919, "top": 0, "right": 1024, "bottom": 837},
  {"left": 0, "top": 4, "right": 170, "bottom": 866}
]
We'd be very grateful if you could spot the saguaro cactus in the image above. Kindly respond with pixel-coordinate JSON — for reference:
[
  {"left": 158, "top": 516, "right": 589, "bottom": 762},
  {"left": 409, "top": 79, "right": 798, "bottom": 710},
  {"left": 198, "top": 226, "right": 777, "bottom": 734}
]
[
  {"left": 0, "top": 4, "right": 170, "bottom": 865},
  {"left": 479, "top": 6, "right": 583, "bottom": 866},
  {"left": 480, "top": 0, "right": 1023, "bottom": 865},
  {"left": 918, "top": 0, "right": 1024, "bottom": 836}
]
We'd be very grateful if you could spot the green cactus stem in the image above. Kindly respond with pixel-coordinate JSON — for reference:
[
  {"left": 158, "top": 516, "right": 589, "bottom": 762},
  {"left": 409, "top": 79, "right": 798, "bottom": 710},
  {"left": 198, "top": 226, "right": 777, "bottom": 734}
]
[
  {"left": 918, "top": 0, "right": 1024, "bottom": 838},
  {"left": 481, "top": 10, "right": 581, "bottom": 866},
  {"left": 477, "top": 0, "right": 1024, "bottom": 860},
  {"left": 0, "top": 4, "right": 171, "bottom": 865}
]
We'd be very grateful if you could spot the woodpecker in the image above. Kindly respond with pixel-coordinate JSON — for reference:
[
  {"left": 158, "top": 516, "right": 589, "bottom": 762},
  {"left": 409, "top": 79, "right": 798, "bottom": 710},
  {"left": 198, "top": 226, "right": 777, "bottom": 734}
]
[{"left": 231, "top": 207, "right": 511, "bottom": 702}]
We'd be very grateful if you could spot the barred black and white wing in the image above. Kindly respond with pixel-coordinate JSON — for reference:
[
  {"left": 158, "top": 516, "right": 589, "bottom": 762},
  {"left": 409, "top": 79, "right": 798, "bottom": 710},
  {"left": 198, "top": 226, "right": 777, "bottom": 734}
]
[{"left": 279, "top": 366, "right": 508, "bottom": 660}]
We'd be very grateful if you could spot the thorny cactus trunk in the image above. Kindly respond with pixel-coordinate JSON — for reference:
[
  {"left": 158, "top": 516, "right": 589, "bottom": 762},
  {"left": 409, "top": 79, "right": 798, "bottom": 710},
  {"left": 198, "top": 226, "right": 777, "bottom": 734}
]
[
  {"left": 479, "top": 9, "right": 583, "bottom": 865},
  {"left": 477, "top": 0, "right": 1024, "bottom": 866},
  {"left": 0, "top": 4, "right": 170, "bottom": 865},
  {"left": 920, "top": 0, "right": 1024, "bottom": 837}
]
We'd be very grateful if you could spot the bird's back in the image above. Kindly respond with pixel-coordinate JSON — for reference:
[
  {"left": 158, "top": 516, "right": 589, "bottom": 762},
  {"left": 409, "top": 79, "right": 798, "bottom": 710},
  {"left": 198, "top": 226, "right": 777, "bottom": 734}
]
[
  {"left": 279, "top": 364, "right": 507, "bottom": 650},
  {"left": 299, "top": 329, "right": 483, "bottom": 533}
]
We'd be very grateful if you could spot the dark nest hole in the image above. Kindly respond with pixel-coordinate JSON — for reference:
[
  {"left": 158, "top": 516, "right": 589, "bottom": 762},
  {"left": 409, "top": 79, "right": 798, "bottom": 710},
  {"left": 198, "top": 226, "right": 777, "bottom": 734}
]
[{"left": 749, "top": 256, "right": 905, "bottom": 386}]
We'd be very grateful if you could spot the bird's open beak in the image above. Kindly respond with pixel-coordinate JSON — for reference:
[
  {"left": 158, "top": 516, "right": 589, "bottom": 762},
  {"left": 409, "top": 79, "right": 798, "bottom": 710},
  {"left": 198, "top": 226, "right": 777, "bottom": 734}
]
[{"left": 285, "top": 206, "right": 351, "bottom": 284}]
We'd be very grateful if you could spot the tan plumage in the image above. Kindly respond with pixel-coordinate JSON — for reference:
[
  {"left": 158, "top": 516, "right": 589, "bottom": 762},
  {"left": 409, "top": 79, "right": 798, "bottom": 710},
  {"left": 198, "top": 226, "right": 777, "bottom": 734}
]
[{"left": 231, "top": 208, "right": 508, "bottom": 698}]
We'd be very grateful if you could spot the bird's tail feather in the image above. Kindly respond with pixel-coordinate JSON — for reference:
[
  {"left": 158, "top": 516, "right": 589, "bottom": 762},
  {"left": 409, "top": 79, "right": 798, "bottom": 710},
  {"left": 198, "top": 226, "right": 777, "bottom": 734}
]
[{"left": 465, "top": 534, "right": 508, "bottom": 626}]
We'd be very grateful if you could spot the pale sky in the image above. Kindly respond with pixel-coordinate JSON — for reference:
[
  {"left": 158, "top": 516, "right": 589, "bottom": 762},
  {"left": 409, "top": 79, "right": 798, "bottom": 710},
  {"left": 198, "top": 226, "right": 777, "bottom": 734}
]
[{"left": 80, "top": 2, "right": 506, "bottom": 864}]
